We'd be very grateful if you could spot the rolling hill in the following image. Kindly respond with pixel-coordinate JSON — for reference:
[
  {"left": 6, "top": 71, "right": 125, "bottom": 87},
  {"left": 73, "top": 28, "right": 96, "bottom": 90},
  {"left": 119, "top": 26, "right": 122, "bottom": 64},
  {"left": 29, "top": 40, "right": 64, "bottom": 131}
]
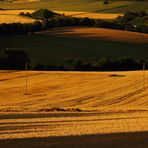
[
  {"left": 0, "top": 27, "right": 148, "bottom": 65},
  {"left": 0, "top": 0, "right": 148, "bottom": 13}
]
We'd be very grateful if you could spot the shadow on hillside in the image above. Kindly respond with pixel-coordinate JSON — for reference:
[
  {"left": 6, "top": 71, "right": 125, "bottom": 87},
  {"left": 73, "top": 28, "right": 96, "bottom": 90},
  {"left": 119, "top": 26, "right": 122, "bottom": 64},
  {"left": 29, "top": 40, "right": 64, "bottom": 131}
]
[{"left": 0, "top": 131, "right": 148, "bottom": 148}]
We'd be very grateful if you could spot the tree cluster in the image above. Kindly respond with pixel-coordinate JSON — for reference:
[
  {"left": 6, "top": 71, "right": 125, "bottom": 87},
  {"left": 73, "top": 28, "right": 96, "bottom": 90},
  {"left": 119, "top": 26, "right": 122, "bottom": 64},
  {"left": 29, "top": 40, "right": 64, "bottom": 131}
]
[
  {"left": 19, "top": 8, "right": 60, "bottom": 20},
  {"left": 0, "top": 48, "right": 29, "bottom": 70},
  {"left": 115, "top": 11, "right": 148, "bottom": 33}
]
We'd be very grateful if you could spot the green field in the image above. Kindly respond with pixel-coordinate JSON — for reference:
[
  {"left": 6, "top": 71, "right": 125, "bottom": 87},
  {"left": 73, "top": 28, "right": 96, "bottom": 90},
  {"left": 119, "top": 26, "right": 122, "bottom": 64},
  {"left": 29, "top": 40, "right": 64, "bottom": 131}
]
[
  {"left": 0, "top": 30, "right": 148, "bottom": 65},
  {"left": 0, "top": 0, "right": 148, "bottom": 13}
]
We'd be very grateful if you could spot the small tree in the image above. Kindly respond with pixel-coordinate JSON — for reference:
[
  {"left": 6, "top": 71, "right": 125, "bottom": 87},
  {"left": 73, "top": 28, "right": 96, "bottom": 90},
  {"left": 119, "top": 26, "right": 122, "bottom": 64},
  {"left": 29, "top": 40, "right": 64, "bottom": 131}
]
[{"left": 103, "top": 0, "right": 109, "bottom": 5}]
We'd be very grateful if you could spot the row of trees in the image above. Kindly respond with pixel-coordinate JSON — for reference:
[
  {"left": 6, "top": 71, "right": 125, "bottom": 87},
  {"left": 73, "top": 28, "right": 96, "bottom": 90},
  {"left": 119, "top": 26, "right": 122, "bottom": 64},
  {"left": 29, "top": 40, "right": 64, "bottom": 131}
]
[
  {"left": 33, "top": 57, "right": 148, "bottom": 71},
  {"left": 0, "top": 9, "right": 148, "bottom": 36},
  {"left": 0, "top": 49, "right": 147, "bottom": 71}
]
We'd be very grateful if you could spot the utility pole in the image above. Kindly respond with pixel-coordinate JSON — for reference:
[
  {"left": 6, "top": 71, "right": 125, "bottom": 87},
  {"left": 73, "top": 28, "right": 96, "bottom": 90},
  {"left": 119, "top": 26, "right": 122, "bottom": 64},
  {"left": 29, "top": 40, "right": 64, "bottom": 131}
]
[
  {"left": 25, "top": 62, "right": 28, "bottom": 95},
  {"left": 143, "top": 62, "right": 145, "bottom": 90}
]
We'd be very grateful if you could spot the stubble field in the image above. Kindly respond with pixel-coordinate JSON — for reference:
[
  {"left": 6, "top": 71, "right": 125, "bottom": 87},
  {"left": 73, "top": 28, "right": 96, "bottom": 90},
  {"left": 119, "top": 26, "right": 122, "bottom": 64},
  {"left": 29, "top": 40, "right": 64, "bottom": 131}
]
[{"left": 0, "top": 71, "right": 148, "bottom": 147}]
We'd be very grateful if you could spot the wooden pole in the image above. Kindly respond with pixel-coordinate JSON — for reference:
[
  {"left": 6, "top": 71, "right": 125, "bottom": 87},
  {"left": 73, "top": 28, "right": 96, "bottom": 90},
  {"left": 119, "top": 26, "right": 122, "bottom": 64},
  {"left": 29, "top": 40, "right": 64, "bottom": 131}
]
[
  {"left": 143, "top": 62, "right": 145, "bottom": 90},
  {"left": 25, "top": 62, "right": 28, "bottom": 95}
]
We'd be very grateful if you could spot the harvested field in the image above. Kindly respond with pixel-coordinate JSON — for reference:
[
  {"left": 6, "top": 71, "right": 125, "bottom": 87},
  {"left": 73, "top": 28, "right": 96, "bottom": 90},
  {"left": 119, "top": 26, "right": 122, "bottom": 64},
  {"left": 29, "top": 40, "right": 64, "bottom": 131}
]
[
  {"left": 0, "top": 10, "right": 35, "bottom": 24},
  {"left": 0, "top": 71, "right": 148, "bottom": 148},
  {"left": 0, "top": 14, "right": 35, "bottom": 24},
  {"left": 55, "top": 11, "right": 122, "bottom": 19},
  {"left": 0, "top": 71, "right": 148, "bottom": 111}
]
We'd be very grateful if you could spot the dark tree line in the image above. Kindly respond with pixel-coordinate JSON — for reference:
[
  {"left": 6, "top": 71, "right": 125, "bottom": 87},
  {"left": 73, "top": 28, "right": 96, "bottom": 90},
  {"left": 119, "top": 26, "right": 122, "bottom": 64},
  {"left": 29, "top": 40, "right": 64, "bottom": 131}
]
[
  {"left": 0, "top": 48, "right": 29, "bottom": 70},
  {"left": 0, "top": 49, "right": 147, "bottom": 71},
  {"left": 31, "top": 57, "right": 148, "bottom": 71},
  {"left": 0, "top": 9, "right": 148, "bottom": 36}
]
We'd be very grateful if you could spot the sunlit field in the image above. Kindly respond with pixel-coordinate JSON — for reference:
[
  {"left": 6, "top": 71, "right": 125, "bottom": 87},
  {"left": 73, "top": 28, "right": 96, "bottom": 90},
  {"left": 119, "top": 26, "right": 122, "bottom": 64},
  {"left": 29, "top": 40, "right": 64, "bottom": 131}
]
[
  {"left": 0, "top": 71, "right": 148, "bottom": 111},
  {"left": 0, "top": 70, "right": 148, "bottom": 148},
  {"left": 0, "top": 9, "right": 122, "bottom": 24},
  {"left": 0, "top": 14, "right": 35, "bottom": 24},
  {"left": 55, "top": 11, "right": 122, "bottom": 19},
  {"left": 0, "top": 1, "right": 148, "bottom": 147}
]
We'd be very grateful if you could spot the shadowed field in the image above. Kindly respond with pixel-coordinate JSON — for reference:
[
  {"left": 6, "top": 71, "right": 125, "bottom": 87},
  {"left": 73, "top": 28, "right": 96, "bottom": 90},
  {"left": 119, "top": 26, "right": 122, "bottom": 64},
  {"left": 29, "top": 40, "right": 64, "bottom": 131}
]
[
  {"left": 1, "top": 131, "right": 148, "bottom": 148},
  {"left": 1, "top": 27, "right": 148, "bottom": 64}
]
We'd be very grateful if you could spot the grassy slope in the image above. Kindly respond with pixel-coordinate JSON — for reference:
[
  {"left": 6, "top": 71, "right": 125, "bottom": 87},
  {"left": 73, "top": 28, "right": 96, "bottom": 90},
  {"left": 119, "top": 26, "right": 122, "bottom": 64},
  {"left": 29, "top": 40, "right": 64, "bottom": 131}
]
[
  {"left": 0, "top": 0, "right": 148, "bottom": 13},
  {"left": 0, "top": 27, "right": 148, "bottom": 64}
]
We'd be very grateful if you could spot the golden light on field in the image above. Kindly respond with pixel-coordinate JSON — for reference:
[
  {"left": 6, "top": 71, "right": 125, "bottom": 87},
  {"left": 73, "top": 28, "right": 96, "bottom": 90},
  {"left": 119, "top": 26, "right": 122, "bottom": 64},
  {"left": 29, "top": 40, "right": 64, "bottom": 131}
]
[
  {"left": 0, "top": 15, "right": 35, "bottom": 24},
  {"left": 0, "top": 71, "right": 148, "bottom": 140},
  {"left": 0, "top": 71, "right": 148, "bottom": 111},
  {"left": 0, "top": 10, "right": 122, "bottom": 24},
  {"left": 38, "top": 27, "right": 148, "bottom": 44},
  {"left": 55, "top": 11, "right": 123, "bottom": 19},
  {"left": 0, "top": 10, "right": 34, "bottom": 24}
]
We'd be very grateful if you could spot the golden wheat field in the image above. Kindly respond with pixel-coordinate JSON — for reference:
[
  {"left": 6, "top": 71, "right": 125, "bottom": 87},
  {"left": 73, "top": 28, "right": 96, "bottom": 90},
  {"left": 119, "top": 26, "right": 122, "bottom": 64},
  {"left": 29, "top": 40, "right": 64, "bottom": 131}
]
[
  {"left": 0, "top": 10, "right": 35, "bottom": 24},
  {"left": 1, "top": 71, "right": 148, "bottom": 111},
  {"left": 0, "top": 10, "right": 122, "bottom": 24},
  {"left": 55, "top": 11, "right": 123, "bottom": 19},
  {"left": 0, "top": 71, "right": 148, "bottom": 147}
]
